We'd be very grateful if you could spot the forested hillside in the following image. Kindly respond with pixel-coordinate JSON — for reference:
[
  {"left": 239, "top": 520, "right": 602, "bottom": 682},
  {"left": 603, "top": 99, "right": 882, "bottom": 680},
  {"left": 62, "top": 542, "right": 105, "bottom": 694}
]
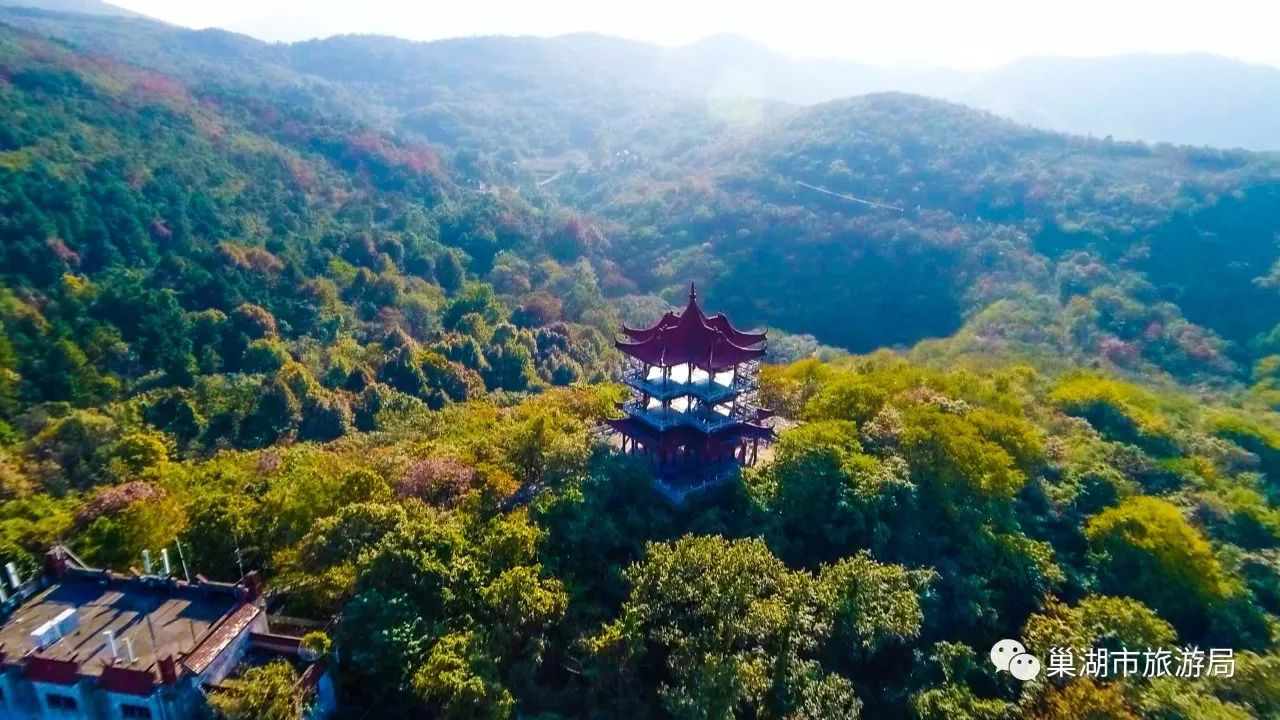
[
  {"left": 0, "top": 0, "right": 137, "bottom": 17},
  {"left": 8, "top": 7, "right": 1280, "bottom": 151},
  {"left": 583, "top": 94, "right": 1280, "bottom": 386},
  {"left": 11, "top": 348, "right": 1280, "bottom": 718},
  {"left": 0, "top": 23, "right": 619, "bottom": 457},
  {"left": 3, "top": 10, "right": 1280, "bottom": 720},
  {"left": 8, "top": 8, "right": 1279, "bottom": 390},
  {"left": 0, "top": 9, "right": 784, "bottom": 166}
]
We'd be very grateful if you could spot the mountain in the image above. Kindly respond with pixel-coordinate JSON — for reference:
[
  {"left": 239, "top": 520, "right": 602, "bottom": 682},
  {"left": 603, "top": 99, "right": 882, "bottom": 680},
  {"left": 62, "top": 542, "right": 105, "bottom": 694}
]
[
  {"left": 0, "top": 0, "right": 141, "bottom": 18},
  {"left": 0, "top": 21, "right": 617, "bottom": 451},
  {"left": 958, "top": 53, "right": 1280, "bottom": 151},
  {"left": 581, "top": 93, "right": 1280, "bottom": 383},
  {"left": 625, "top": 38, "right": 1280, "bottom": 150},
  {"left": 5, "top": 10, "right": 1280, "bottom": 152},
  {"left": 5, "top": 12, "right": 1280, "bottom": 720},
  {"left": 0, "top": 14, "right": 791, "bottom": 166},
  {"left": 6, "top": 8, "right": 1279, "bottom": 386}
]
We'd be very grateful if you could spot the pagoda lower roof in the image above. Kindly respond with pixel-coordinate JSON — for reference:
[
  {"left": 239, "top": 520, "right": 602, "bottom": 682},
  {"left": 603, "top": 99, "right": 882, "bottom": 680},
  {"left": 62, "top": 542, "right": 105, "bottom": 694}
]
[
  {"left": 606, "top": 417, "right": 774, "bottom": 448},
  {"left": 616, "top": 284, "right": 766, "bottom": 368}
]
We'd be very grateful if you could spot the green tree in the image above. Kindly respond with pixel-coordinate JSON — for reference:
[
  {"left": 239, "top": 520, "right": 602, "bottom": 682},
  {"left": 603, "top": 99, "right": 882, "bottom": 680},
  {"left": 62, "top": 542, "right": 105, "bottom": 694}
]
[
  {"left": 910, "top": 643, "right": 1013, "bottom": 720},
  {"left": 749, "top": 420, "right": 910, "bottom": 564},
  {"left": 298, "top": 393, "right": 353, "bottom": 442},
  {"left": 239, "top": 378, "right": 302, "bottom": 448},
  {"left": 1024, "top": 595, "right": 1177, "bottom": 656},
  {"left": 209, "top": 660, "right": 308, "bottom": 720},
  {"left": 414, "top": 631, "right": 515, "bottom": 720},
  {"left": 1086, "top": 497, "right": 1232, "bottom": 633},
  {"left": 437, "top": 250, "right": 466, "bottom": 293},
  {"left": 592, "top": 535, "right": 870, "bottom": 719},
  {"left": 104, "top": 431, "right": 169, "bottom": 477},
  {"left": 77, "top": 490, "right": 186, "bottom": 570}
]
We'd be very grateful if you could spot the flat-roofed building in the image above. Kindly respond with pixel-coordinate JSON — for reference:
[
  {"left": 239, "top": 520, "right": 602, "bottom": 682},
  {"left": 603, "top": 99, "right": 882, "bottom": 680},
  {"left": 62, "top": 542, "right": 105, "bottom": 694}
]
[{"left": 0, "top": 547, "right": 331, "bottom": 720}]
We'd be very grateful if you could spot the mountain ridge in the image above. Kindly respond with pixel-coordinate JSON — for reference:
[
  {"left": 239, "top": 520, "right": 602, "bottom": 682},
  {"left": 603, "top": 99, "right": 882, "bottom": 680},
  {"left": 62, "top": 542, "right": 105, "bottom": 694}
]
[
  {"left": 576, "top": 90, "right": 1280, "bottom": 382},
  {"left": 3, "top": 9, "right": 1279, "bottom": 150},
  {"left": 3, "top": 8, "right": 1280, "bottom": 389},
  {"left": 0, "top": 0, "right": 141, "bottom": 18}
]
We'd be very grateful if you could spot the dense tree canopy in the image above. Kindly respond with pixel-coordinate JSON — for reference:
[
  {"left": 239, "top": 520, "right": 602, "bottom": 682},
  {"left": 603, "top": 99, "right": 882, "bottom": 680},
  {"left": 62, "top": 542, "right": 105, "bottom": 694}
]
[{"left": 2, "top": 14, "right": 1280, "bottom": 720}]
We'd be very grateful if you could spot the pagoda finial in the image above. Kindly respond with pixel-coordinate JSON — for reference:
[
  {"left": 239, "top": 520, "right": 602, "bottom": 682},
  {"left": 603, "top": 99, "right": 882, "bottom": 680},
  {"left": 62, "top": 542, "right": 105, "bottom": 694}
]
[{"left": 689, "top": 281, "right": 697, "bottom": 303}]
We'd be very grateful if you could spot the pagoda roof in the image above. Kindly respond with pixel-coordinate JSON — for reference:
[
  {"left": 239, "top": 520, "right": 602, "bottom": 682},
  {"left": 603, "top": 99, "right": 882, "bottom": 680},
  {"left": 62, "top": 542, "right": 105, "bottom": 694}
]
[{"left": 616, "top": 284, "right": 766, "bottom": 368}]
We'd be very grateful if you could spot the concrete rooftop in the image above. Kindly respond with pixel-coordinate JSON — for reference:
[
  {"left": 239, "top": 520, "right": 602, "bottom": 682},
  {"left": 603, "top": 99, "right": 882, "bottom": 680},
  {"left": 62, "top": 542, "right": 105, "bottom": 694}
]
[{"left": 0, "top": 575, "right": 233, "bottom": 676}]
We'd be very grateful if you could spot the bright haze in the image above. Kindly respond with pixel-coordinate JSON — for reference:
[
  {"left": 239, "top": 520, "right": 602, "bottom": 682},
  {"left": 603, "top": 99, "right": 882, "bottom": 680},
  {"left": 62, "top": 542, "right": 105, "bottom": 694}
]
[{"left": 107, "top": 0, "right": 1280, "bottom": 70}]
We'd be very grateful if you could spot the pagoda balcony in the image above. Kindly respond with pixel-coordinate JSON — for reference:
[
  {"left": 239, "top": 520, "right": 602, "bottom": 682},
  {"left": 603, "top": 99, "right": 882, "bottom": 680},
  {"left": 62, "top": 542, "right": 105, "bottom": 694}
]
[
  {"left": 622, "top": 369, "right": 757, "bottom": 404},
  {"left": 622, "top": 400, "right": 762, "bottom": 434}
]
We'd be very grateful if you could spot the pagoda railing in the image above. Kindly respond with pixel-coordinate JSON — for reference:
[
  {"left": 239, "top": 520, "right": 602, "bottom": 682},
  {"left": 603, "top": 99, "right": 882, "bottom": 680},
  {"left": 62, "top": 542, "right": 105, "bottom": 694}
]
[
  {"left": 622, "top": 401, "right": 762, "bottom": 434},
  {"left": 622, "top": 370, "right": 756, "bottom": 404}
]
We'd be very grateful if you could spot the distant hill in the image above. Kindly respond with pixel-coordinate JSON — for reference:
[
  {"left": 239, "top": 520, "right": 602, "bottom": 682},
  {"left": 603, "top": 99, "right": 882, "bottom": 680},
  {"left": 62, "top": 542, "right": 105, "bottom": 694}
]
[
  {"left": 3, "top": 8, "right": 1280, "bottom": 384},
  {"left": 0, "top": 16, "right": 793, "bottom": 162},
  {"left": 2, "top": 11, "right": 1277, "bottom": 151},
  {"left": 0, "top": 0, "right": 141, "bottom": 17},
  {"left": 584, "top": 93, "right": 1280, "bottom": 381},
  {"left": 954, "top": 54, "right": 1280, "bottom": 151},
  {"left": 611, "top": 36, "right": 1280, "bottom": 151}
]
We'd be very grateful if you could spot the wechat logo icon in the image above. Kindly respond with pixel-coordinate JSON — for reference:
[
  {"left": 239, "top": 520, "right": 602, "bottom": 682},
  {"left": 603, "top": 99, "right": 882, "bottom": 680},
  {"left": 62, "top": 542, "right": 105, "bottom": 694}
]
[{"left": 991, "top": 639, "right": 1040, "bottom": 681}]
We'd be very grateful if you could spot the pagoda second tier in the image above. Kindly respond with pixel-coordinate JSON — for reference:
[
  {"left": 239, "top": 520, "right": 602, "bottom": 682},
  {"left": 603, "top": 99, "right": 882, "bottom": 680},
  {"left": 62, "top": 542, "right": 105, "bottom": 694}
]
[
  {"left": 618, "top": 397, "right": 774, "bottom": 434},
  {"left": 622, "top": 362, "right": 759, "bottom": 404}
]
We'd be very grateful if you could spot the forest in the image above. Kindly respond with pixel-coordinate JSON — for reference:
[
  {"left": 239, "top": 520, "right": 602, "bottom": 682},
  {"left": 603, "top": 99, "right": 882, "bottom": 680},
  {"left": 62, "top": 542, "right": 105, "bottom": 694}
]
[{"left": 3, "top": 8, "right": 1280, "bottom": 719}]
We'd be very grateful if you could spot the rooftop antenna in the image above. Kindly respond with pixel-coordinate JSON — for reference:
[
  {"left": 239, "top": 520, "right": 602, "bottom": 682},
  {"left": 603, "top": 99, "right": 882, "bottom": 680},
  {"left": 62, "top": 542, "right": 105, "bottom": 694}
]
[
  {"left": 174, "top": 541, "right": 191, "bottom": 584},
  {"left": 232, "top": 529, "right": 246, "bottom": 583},
  {"left": 5, "top": 562, "right": 21, "bottom": 588},
  {"left": 103, "top": 630, "right": 118, "bottom": 661},
  {"left": 123, "top": 636, "right": 137, "bottom": 664},
  {"left": 142, "top": 550, "right": 153, "bottom": 576},
  {"left": 160, "top": 549, "right": 172, "bottom": 577}
]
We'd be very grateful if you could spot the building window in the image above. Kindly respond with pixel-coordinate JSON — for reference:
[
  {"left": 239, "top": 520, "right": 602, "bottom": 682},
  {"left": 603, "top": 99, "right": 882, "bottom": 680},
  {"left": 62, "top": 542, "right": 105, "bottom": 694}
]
[
  {"left": 121, "top": 703, "right": 153, "bottom": 719},
  {"left": 47, "top": 693, "right": 78, "bottom": 712}
]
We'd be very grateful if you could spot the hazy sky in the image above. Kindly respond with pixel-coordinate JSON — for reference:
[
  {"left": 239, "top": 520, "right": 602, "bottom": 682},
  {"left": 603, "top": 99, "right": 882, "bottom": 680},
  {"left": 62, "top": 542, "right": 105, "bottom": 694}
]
[{"left": 108, "top": 0, "right": 1279, "bottom": 70}]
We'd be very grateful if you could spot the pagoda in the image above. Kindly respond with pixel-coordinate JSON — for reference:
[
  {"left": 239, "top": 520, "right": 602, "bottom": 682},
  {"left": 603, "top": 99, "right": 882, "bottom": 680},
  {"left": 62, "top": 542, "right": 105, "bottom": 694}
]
[{"left": 607, "top": 283, "right": 774, "bottom": 502}]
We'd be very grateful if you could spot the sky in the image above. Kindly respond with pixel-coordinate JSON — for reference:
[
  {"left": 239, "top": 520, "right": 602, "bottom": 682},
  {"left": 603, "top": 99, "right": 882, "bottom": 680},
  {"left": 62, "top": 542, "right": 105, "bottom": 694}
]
[{"left": 107, "top": 0, "right": 1280, "bottom": 70}]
